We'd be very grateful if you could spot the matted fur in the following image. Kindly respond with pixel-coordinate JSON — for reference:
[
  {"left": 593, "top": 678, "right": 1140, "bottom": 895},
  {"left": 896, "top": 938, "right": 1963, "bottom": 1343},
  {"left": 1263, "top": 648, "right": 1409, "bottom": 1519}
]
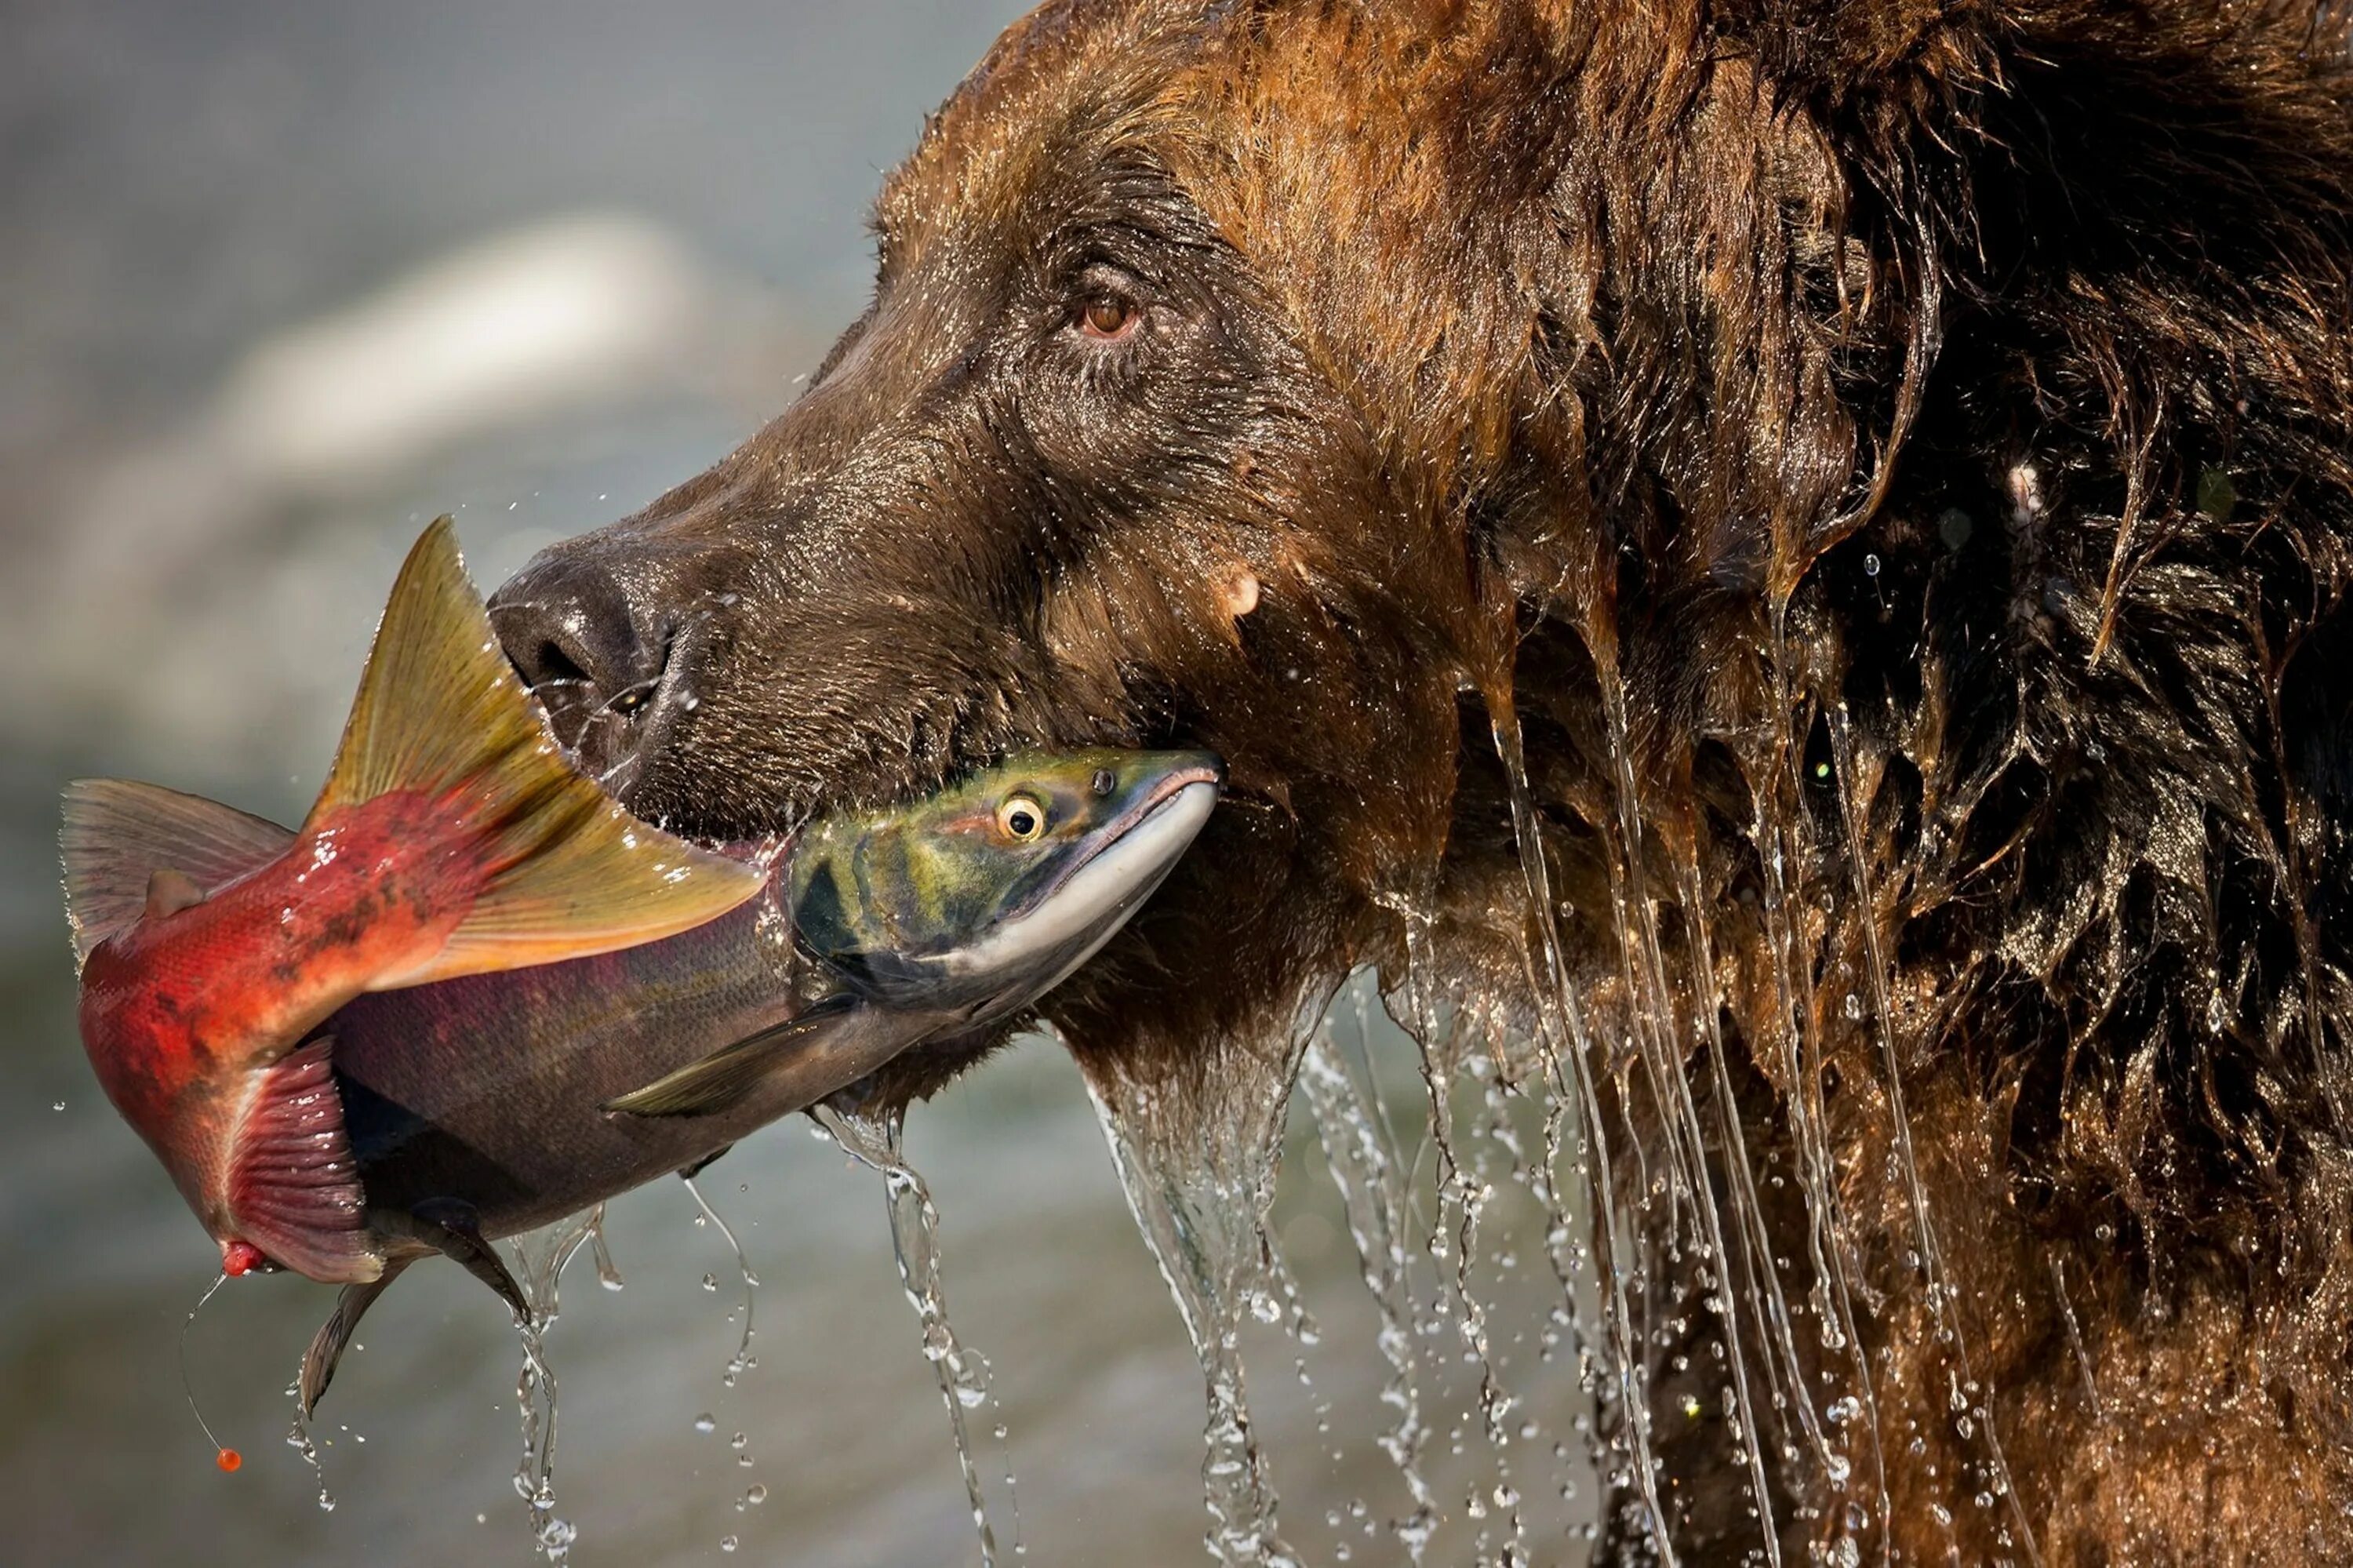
[{"left": 489, "top": 2, "right": 2353, "bottom": 1559}]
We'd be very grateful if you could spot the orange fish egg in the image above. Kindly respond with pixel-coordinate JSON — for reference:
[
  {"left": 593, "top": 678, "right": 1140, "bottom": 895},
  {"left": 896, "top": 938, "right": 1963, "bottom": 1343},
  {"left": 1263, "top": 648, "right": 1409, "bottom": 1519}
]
[{"left": 216, "top": 1448, "right": 242, "bottom": 1472}]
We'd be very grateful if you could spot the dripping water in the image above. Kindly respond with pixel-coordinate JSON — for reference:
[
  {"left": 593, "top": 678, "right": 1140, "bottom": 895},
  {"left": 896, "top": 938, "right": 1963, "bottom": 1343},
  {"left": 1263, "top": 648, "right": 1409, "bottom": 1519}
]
[
  {"left": 1590, "top": 663, "right": 1784, "bottom": 1566},
  {"left": 1390, "top": 893, "right": 1559, "bottom": 1563},
  {"left": 505, "top": 1206, "right": 606, "bottom": 1563},
  {"left": 587, "top": 1208, "right": 624, "bottom": 1293},
  {"left": 269, "top": 1279, "right": 338, "bottom": 1515},
  {"left": 1823, "top": 706, "right": 2040, "bottom": 1566},
  {"left": 1299, "top": 1030, "right": 1439, "bottom": 1559},
  {"left": 682, "top": 1178, "right": 758, "bottom": 1389},
  {"left": 1485, "top": 690, "right": 1678, "bottom": 1566},
  {"left": 1669, "top": 846, "right": 1836, "bottom": 1493},
  {"left": 1078, "top": 1012, "right": 1315, "bottom": 1568},
  {"left": 1753, "top": 628, "right": 1890, "bottom": 1555},
  {"left": 812, "top": 1101, "right": 1022, "bottom": 1565}
]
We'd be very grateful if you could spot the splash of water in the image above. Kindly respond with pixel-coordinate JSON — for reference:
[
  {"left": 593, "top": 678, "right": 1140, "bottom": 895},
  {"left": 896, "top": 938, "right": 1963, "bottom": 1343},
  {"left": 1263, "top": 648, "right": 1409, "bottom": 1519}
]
[{"left": 812, "top": 1101, "right": 1023, "bottom": 1565}]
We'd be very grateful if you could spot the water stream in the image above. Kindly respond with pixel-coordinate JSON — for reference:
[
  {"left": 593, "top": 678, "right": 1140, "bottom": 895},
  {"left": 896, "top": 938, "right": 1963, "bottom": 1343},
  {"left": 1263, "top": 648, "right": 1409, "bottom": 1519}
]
[
  {"left": 1078, "top": 1007, "right": 1318, "bottom": 1568},
  {"left": 813, "top": 1101, "right": 1022, "bottom": 1566},
  {"left": 1298, "top": 1031, "right": 1439, "bottom": 1559},
  {"left": 1484, "top": 693, "right": 1677, "bottom": 1563},
  {"left": 504, "top": 1206, "right": 610, "bottom": 1563}
]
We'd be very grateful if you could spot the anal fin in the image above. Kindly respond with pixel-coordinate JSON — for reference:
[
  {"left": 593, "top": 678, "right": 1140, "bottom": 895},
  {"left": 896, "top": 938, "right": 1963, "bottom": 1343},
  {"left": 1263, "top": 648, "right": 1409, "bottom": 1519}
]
[
  {"left": 384, "top": 1197, "right": 529, "bottom": 1324},
  {"left": 300, "top": 1260, "right": 411, "bottom": 1417}
]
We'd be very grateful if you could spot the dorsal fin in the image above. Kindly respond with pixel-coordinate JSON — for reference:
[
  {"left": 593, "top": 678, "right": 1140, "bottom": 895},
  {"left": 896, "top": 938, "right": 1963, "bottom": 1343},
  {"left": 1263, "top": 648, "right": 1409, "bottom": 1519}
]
[
  {"left": 311, "top": 517, "right": 764, "bottom": 988},
  {"left": 60, "top": 779, "right": 296, "bottom": 967}
]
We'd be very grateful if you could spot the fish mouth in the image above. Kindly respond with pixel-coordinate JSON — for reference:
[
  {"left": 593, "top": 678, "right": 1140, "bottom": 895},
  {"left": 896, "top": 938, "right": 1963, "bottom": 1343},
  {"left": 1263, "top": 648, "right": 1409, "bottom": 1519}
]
[{"left": 1027, "top": 757, "right": 1224, "bottom": 911}]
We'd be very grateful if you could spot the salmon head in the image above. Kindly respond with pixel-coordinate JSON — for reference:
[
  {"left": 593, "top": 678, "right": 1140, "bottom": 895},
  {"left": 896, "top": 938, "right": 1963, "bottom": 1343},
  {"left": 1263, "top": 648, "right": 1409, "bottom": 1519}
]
[{"left": 787, "top": 748, "right": 1223, "bottom": 1014}]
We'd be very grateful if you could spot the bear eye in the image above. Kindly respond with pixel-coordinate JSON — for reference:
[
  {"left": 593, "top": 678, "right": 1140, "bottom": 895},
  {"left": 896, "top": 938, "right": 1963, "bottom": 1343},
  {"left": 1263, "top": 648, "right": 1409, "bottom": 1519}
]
[
  {"left": 1078, "top": 292, "right": 1140, "bottom": 343},
  {"left": 996, "top": 794, "right": 1048, "bottom": 841}
]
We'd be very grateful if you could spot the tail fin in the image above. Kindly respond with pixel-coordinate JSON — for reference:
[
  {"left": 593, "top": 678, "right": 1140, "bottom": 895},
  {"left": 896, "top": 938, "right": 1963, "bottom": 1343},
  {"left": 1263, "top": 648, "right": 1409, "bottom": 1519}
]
[
  {"left": 310, "top": 518, "right": 763, "bottom": 988},
  {"left": 60, "top": 780, "right": 296, "bottom": 969}
]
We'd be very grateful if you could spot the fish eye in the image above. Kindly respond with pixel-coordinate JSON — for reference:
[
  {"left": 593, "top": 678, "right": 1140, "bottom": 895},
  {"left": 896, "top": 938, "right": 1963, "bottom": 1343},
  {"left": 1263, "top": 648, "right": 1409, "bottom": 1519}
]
[
  {"left": 996, "top": 794, "right": 1048, "bottom": 842},
  {"left": 1090, "top": 767, "right": 1116, "bottom": 796}
]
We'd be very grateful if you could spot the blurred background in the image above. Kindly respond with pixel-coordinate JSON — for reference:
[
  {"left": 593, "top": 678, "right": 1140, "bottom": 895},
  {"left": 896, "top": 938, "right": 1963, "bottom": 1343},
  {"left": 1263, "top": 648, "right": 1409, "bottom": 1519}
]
[{"left": 1, "top": 4, "right": 1592, "bottom": 1563}]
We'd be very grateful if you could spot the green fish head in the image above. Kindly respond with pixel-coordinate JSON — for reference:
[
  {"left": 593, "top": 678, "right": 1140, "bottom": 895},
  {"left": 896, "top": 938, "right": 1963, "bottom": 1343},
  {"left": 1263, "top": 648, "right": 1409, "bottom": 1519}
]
[{"left": 787, "top": 748, "right": 1222, "bottom": 1014}]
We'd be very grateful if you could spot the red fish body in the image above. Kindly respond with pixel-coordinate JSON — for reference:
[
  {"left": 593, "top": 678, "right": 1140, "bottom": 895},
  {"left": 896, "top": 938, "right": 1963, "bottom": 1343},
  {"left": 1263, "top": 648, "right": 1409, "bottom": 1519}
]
[
  {"left": 63, "top": 520, "right": 764, "bottom": 1285},
  {"left": 77, "top": 792, "right": 504, "bottom": 1280}
]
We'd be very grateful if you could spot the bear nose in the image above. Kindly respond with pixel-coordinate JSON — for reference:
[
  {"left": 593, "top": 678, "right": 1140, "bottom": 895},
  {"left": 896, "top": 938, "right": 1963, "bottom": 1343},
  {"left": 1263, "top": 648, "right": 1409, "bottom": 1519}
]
[{"left": 488, "top": 555, "right": 668, "bottom": 745}]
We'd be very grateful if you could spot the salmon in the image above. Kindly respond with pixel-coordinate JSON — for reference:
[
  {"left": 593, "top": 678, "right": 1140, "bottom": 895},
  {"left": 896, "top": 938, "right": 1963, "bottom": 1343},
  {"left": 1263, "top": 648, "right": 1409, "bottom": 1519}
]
[{"left": 293, "top": 748, "right": 1220, "bottom": 1410}]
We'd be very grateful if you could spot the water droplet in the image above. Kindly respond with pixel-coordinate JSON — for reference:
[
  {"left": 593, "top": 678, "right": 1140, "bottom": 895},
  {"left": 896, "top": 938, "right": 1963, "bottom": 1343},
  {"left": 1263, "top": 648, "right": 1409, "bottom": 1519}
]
[
  {"left": 693, "top": 1413, "right": 716, "bottom": 1434},
  {"left": 719, "top": 1535, "right": 738, "bottom": 1553},
  {"left": 50, "top": 1101, "right": 64, "bottom": 1112}
]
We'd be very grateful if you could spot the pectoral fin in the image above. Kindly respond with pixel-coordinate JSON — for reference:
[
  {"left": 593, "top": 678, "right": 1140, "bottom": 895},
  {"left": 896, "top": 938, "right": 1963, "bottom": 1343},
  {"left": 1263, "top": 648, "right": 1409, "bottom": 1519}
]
[
  {"left": 300, "top": 1260, "right": 411, "bottom": 1417},
  {"left": 602, "top": 997, "right": 951, "bottom": 1120}
]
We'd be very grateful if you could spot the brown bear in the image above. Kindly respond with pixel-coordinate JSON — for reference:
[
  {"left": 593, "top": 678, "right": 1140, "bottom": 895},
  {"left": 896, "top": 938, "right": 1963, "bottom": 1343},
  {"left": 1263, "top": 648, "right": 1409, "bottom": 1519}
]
[{"left": 486, "top": 2, "right": 2353, "bottom": 1561}]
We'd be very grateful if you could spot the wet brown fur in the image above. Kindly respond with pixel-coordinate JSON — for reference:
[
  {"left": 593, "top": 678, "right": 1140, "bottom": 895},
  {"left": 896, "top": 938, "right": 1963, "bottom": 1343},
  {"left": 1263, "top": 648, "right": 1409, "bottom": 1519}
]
[{"left": 490, "top": 2, "right": 2353, "bottom": 1560}]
